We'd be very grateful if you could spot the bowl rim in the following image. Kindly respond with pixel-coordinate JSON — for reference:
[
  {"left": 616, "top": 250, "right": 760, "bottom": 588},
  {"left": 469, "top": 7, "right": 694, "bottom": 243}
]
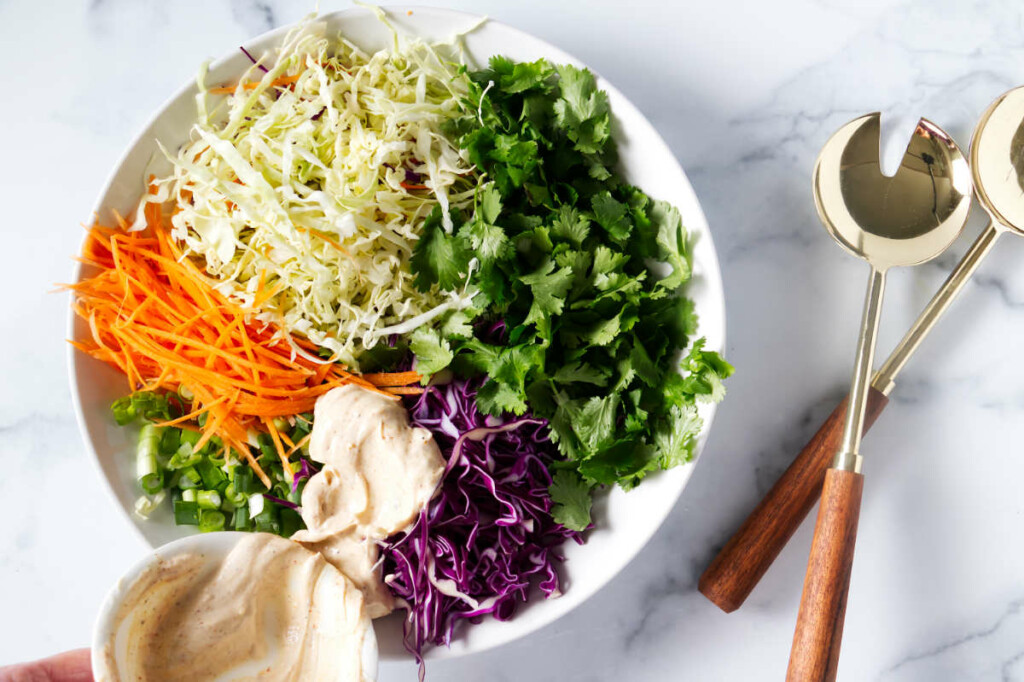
[{"left": 67, "top": 3, "right": 727, "bottom": 661}]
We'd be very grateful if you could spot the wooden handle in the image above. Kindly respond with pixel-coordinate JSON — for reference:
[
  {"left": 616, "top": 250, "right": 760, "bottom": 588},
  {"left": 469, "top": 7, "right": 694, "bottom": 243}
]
[
  {"left": 786, "top": 468, "right": 864, "bottom": 682},
  {"left": 698, "top": 386, "right": 887, "bottom": 613}
]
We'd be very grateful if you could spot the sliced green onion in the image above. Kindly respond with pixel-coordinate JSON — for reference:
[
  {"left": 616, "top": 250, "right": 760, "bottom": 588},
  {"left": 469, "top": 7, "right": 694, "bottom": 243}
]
[
  {"left": 173, "top": 499, "right": 199, "bottom": 525},
  {"left": 232, "top": 509, "right": 252, "bottom": 531},
  {"left": 140, "top": 473, "right": 163, "bottom": 495},
  {"left": 178, "top": 385, "right": 195, "bottom": 401},
  {"left": 197, "top": 459, "right": 227, "bottom": 490},
  {"left": 134, "top": 490, "right": 166, "bottom": 519},
  {"left": 179, "top": 430, "right": 200, "bottom": 448},
  {"left": 280, "top": 508, "right": 304, "bottom": 538},
  {"left": 181, "top": 488, "right": 197, "bottom": 503},
  {"left": 257, "top": 433, "right": 276, "bottom": 459},
  {"left": 254, "top": 505, "right": 280, "bottom": 534},
  {"left": 178, "top": 467, "right": 202, "bottom": 490},
  {"left": 168, "top": 443, "right": 201, "bottom": 470},
  {"left": 136, "top": 425, "right": 159, "bottom": 474},
  {"left": 223, "top": 483, "right": 247, "bottom": 507},
  {"left": 198, "top": 509, "right": 226, "bottom": 533},
  {"left": 111, "top": 396, "right": 136, "bottom": 425},
  {"left": 197, "top": 490, "right": 222, "bottom": 510},
  {"left": 235, "top": 467, "right": 259, "bottom": 494},
  {"left": 157, "top": 428, "right": 181, "bottom": 457},
  {"left": 248, "top": 493, "right": 265, "bottom": 519},
  {"left": 136, "top": 425, "right": 163, "bottom": 494}
]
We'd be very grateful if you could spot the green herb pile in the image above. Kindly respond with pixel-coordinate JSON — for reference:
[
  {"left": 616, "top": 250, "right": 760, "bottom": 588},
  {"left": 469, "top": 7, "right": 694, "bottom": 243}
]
[{"left": 409, "top": 57, "right": 733, "bottom": 531}]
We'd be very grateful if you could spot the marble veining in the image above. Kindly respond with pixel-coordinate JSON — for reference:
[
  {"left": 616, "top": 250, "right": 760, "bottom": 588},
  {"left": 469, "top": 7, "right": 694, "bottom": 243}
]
[{"left": 4, "top": 0, "right": 1024, "bottom": 679}]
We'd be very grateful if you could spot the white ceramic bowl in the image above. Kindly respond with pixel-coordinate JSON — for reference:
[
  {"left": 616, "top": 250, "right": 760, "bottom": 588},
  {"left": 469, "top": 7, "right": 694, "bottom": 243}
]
[
  {"left": 91, "top": 532, "right": 379, "bottom": 681},
  {"left": 69, "top": 6, "right": 726, "bottom": 661}
]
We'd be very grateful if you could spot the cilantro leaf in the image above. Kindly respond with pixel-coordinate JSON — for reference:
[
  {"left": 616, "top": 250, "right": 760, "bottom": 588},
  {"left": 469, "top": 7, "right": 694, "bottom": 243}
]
[
  {"left": 654, "top": 403, "right": 703, "bottom": 469},
  {"left": 520, "top": 259, "right": 574, "bottom": 326},
  {"left": 461, "top": 217, "right": 510, "bottom": 263},
  {"left": 410, "top": 328, "right": 454, "bottom": 378},
  {"left": 549, "top": 470, "right": 592, "bottom": 531},
  {"left": 574, "top": 393, "right": 620, "bottom": 452},
  {"left": 550, "top": 205, "right": 591, "bottom": 247},
  {"left": 411, "top": 206, "right": 470, "bottom": 291},
  {"left": 579, "top": 440, "right": 657, "bottom": 487},
  {"left": 591, "top": 192, "right": 632, "bottom": 244},
  {"left": 553, "top": 64, "right": 611, "bottom": 154},
  {"left": 651, "top": 200, "right": 691, "bottom": 290},
  {"left": 476, "top": 377, "right": 529, "bottom": 415},
  {"left": 500, "top": 58, "right": 554, "bottom": 94},
  {"left": 628, "top": 336, "right": 660, "bottom": 388},
  {"left": 680, "top": 338, "right": 735, "bottom": 403},
  {"left": 551, "top": 359, "right": 611, "bottom": 386},
  {"left": 478, "top": 183, "right": 504, "bottom": 224},
  {"left": 441, "top": 310, "right": 474, "bottom": 339},
  {"left": 548, "top": 395, "right": 584, "bottom": 460}
]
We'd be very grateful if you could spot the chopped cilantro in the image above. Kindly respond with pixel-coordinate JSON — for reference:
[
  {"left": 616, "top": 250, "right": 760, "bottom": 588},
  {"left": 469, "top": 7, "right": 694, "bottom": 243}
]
[
  {"left": 408, "top": 56, "right": 733, "bottom": 531},
  {"left": 549, "top": 470, "right": 593, "bottom": 531}
]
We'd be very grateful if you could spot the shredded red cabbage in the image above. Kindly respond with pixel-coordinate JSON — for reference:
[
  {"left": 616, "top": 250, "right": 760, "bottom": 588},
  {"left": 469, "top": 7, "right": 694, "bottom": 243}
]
[
  {"left": 240, "top": 45, "right": 270, "bottom": 73},
  {"left": 263, "top": 493, "right": 300, "bottom": 511},
  {"left": 381, "top": 377, "right": 582, "bottom": 669},
  {"left": 290, "top": 457, "right": 319, "bottom": 494}
]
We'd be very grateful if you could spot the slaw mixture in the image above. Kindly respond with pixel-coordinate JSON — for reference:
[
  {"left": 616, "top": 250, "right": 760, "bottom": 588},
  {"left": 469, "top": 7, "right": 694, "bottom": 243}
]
[{"left": 68, "top": 10, "right": 732, "bottom": 675}]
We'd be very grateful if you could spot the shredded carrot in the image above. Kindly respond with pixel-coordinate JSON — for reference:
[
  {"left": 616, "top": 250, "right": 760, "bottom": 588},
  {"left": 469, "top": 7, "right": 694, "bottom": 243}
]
[
  {"left": 385, "top": 386, "right": 426, "bottom": 396},
  {"left": 362, "top": 371, "right": 422, "bottom": 387},
  {"left": 208, "top": 73, "right": 302, "bottom": 95},
  {"left": 400, "top": 181, "right": 429, "bottom": 190},
  {"left": 263, "top": 417, "right": 292, "bottom": 483},
  {"left": 285, "top": 433, "right": 311, "bottom": 458},
  {"left": 154, "top": 394, "right": 228, "bottom": 427},
  {"left": 68, "top": 211, "right": 424, "bottom": 485}
]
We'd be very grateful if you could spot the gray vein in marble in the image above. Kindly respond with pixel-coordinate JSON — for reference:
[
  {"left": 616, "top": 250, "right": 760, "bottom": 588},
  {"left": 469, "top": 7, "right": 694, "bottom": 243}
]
[
  {"left": 1003, "top": 649, "right": 1024, "bottom": 681},
  {"left": 881, "top": 598, "right": 1024, "bottom": 680},
  {"left": 231, "top": 0, "right": 277, "bottom": 37},
  {"left": 722, "top": 227, "right": 817, "bottom": 262},
  {"left": 748, "top": 390, "right": 845, "bottom": 496}
]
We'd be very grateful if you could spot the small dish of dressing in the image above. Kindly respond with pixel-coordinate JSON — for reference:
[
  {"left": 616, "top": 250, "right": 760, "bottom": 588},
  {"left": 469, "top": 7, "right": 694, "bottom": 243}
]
[{"left": 91, "top": 531, "right": 378, "bottom": 682}]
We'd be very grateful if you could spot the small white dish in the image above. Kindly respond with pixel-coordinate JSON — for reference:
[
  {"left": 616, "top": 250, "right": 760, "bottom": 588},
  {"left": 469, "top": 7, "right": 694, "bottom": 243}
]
[
  {"left": 70, "top": 5, "right": 726, "bottom": 662},
  {"left": 91, "top": 531, "right": 379, "bottom": 681}
]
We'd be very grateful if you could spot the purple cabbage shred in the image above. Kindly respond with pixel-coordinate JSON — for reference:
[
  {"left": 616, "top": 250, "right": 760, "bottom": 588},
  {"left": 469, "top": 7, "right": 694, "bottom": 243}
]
[
  {"left": 263, "top": 493, "right": 299, "bottom": 511},
  {"left": 240, "top": 45, "right": 270, "bottom": 73},
  {"left": 290, "top": 457, "right": 319, "bottom": 494},
  {"left": 381, "top": 377, "right": 582, "bottom": 673},
  {"left": 404, "top": 168, "right": 423, "bottom": 185}
]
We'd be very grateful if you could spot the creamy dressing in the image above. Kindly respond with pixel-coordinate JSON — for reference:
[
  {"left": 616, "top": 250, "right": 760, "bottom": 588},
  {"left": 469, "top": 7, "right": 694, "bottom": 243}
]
[
  {"left": 293, "top": 384, "right": 446, "bottom": 618},
  {"left": 99, "top": 533, "right": 373, "bottom": 682}
]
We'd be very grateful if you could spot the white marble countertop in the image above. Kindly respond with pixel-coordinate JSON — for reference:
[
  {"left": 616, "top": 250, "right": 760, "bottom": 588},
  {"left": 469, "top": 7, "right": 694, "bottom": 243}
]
[{"left": 4, "top": 0, "right": 1024, "bottom": 679}]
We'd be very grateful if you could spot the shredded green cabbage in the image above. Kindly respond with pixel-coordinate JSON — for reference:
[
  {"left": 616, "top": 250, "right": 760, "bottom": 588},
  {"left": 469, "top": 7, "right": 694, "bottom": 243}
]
[{"left": 147, "top": 18, "right": 480, "bottom": 367}]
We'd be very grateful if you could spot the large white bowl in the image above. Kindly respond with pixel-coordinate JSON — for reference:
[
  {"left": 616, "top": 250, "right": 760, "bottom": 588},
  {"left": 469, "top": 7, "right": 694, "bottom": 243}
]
[{"left": 68, "top": 5, "right": 726, "bottom": 662}]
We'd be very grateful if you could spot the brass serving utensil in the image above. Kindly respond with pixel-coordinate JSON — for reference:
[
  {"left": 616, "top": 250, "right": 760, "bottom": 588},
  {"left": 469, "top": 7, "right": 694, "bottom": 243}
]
[
  {"left": 700, "top": 88, "right": 1024, "bottom": 618},
  {"left": 786, "top": 115, "right": 970, "bottom": 682}
]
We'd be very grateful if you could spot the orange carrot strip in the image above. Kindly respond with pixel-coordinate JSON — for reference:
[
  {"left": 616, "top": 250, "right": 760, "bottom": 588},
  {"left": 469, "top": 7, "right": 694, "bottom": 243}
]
[
  {"left": 384, "top": 386, "right": 425, "bottom": 396},
  {"left": 264, "top": 418, "right": 293, "bottom": 483},
  {"left": 361, "top": 371, "right": 422, "bottom": 387},
  {"left": 154, "top": 394, "right": 229, "bottom": 427},
  {"left": 208, "top": 73, "right": 301, "bottom": 95},
  {"left": 285, "top": 433, "right": 311, "bottom": 458}
]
